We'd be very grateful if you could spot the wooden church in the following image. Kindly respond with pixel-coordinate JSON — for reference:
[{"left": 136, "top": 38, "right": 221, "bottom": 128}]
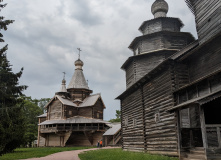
[
  {"left": 117, "top": 0, "right": 221, "bottom": 159},
  {"left": 37, "top": 57, "right": 110, "bottom": 147}
]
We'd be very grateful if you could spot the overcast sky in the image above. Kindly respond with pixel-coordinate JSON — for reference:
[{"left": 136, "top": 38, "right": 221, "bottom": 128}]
[{"left": 2, "top": 0, "right": 197, "bottom": 120}]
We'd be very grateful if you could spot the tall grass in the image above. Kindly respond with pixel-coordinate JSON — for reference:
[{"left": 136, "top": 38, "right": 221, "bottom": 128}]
[{"left": 79, "top": 148, "right": 179, "bottom": 160}]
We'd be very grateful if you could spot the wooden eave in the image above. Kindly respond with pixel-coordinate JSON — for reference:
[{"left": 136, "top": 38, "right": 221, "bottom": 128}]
[
  {"left": 174, "top": 31, "right": 221, "bottom": 62},
  {"left": 170, "top": 40, "right": 199, "bottom": 60},
  {"left": 121, "top": 49, "right": 177, "bottom": 70},
  {"left": 129, "top": 31, "right": 195, "bottom": 50},
  {"left": 169, "top": 90, "right": 221, "bottom": 112},
  {"left": 116, "top": 59, "right": 174, "bottom": 100},
  {"left": 67, "top": 88, "right": 93, "bottom": 94},
  {"left": 139, "top": 17, "right": 184, "bottom": 33},
  {"left": 174, "top": 69, "right": 221, "bottom": 93}
]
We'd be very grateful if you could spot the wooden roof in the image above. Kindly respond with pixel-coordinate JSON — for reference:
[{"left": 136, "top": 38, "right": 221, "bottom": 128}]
[
  {"left": 38, "top": 116, "right": 111, "bottom": 125},
  {"left": 103, "top": 123, "right": 121, "bottom": 136},
  {"left": 44, "top": 94, "right": 105, "bottom": 108}
]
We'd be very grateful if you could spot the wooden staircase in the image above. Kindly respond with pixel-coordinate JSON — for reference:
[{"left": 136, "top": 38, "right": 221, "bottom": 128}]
[{"left": 182, "top": 148, "right": 206, "bottom": 160}]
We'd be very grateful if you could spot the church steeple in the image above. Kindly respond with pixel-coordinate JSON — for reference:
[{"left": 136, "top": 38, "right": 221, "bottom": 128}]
[
  {"left": 67, "top": 58, "right": 89, "bottom": 90},
  {"left": 59, "top": 74, "right": 67, "bottom": 93},
  {"left": 55, "top": 73, "right": 68, "bottom": 96}
]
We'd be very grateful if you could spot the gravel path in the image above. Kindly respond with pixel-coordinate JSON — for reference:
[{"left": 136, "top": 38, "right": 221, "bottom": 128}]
[{"left": 24, "top": 147, "right": 120, "bottom": 160}]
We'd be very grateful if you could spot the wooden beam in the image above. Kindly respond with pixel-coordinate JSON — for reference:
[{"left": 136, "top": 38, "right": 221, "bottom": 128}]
[
  {"left": 199, "top": 105, "right": 208, "bottom": 149},
  {"left": 176, "top": 110, "right": 181, "bottom": 159}
]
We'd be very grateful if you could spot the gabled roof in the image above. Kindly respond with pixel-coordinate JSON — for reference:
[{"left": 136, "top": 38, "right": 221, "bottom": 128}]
[
  {"left": 37, "top": 113, "right": 47, "bottom": 118},
  {"left": 79, "top": 93, "right": 106, "bottom": 108},
  {"left": 38, "top": 116, "right": 111, "bottom": 125},
  {"left": 103, "top": 123, "right": 121, "bottom": 136},
  {"left": 44, "top": 94, "right": 105, "bottom": 108}
]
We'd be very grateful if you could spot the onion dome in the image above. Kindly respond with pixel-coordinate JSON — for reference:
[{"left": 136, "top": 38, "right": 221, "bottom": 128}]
[
  {"left": 75, "top": 59, "right": 84, "bottom": 70},
  {"left": 151, "top": 0, "right": 169, "bottom": 18},
  {"left": 59, "top": 78, "right": 67, "bottom": 93}
]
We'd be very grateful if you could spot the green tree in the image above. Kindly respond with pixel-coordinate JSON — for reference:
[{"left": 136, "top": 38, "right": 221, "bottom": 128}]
[
  {"left": 23, "top": 99, "right": 43, "bottom": 147},
  {"left": 109, "top": 110, "right": 121, "bottom": 123},
  {"left": 0, "top": 0, "right": 27, "bottom": 155}
]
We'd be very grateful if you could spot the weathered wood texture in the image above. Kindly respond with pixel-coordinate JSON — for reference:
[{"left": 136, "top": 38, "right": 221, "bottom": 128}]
[
  {"left": 142, "top": 66, "right": 178, "bottom": 155},
  {"left": 121, "top": 65, "right": 178, "bottom": 155},
  {"left": 78, "top": 107, "right": 92, "bottom": 118},
  {"left": 121, "top": 89, "right": 145, "bottom": 151},
  {"left": 65, "top": 106, "right": 78, "bottom": 118},
  {"left": 48, "top": 100, "right": 62, "bottom": 120},
  {"left": 92, "top": 99, "right": 104, "bottom": 119},
  {"left": 140, "top": 18, "right": 182, "bottom": 35},
  {"left": 132, "top": 32, "right": 194, "bottom": 56},
  {"left": 125, "top": 51, "right": 175, "bottom": 89},
  {"left": 38, "top": 136, "right": 45, "bottom": 147},
  {"left": 186, "top": 39, "right": 221, "bottom": 83},
  {"left": 186, "top": 0, "right": 221, "bottom": 44}
]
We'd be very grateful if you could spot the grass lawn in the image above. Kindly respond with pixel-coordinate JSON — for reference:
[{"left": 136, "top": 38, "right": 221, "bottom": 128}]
[
  {"left": 1, "top": 147, "right": 94, "bottom": 160},
  {"left": 79, "top": 148, "right": 179, "bottom": 160}
]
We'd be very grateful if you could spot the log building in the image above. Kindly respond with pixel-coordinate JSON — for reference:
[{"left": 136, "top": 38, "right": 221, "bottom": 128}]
[
  {"left": 37, "top": 58, "right": 110, "bottom": 147},
  {"left": 117, "top": 0, "right": 221, "bottom": 159}
]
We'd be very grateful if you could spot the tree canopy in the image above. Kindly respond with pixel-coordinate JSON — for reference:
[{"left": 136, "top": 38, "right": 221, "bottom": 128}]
[
  {"left": 0, "top": 0, "right": 27, "bottom": 155},
  {"left": 109, "top": 110, "right": 121, "bottom": 123}
]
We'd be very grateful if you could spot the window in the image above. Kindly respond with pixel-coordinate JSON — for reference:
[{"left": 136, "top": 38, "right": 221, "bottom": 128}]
[
  {"left": 124, "top": 117, "right": 128, "bottom": 127},
  {"left": 155, "top": 111, "right": 160, "bottom": 123},
  {"left": 133, "top": 118, "right": 137, "bottom": 127}
]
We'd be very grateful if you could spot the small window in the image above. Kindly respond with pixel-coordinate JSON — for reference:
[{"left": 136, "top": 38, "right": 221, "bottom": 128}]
[
  {"left": 69, "top": 110, "right": 72, "bottom": 116},
  {"left": 133, "top": 118, "right": 137, "bottom": 127},
  {"left": 124, "top": 117, "right": 128, "bottom": 127},
  {"left": 155, "top": 111, "right": 160, "bottom": 123},
  {"left": 97, "top": 113, "right": 99, "bottom": 118}
]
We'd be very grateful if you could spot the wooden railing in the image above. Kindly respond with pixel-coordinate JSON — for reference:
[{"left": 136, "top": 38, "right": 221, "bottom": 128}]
[
  {"left": 205, "top": 124, "right": 221, "bottom": 148},
  {"left": 40, "top": 124, "right": 105, "bottom": 133}
]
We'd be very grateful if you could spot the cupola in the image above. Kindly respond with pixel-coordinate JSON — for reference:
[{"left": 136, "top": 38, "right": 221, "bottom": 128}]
[{"left": 151, "top": 0, "right": 169, "bottom": 18}]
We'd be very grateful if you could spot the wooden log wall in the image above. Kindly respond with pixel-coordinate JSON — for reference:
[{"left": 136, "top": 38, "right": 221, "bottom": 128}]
[
  {"left": 134, "top": 53, "right": 165, "bottom": 82},
  {"left": 174, "top": 63, "right": 189, "bottom": 90},
  {"left": 186, "top": 0, "right": 221, "bottom": 44},
  {"left": 78, "top": 107, "right": 92, "bottom": 118},
  {"left": 92, "top": 99, "right": 104, "bottom": 119},
  {"left": 49, "top": 100, "right": 62, "bottom": 120},
  {"left": 142, "top": 66, "right": 178, "bottom": 156},
  {"left": 65, "top": 106, "right": 78, "bottom": 118},
  {"left": 126, "top": 51, "right": 175, "bottom": 89},
  {"left": 125, "top": 60, "right": 135, "bottom": 89},
  {"left": 142, "top": 18, "right": 181, "bottom": 35},
  {"left": 121, "top": 89, "right": 145, "bottom": 151},
  {"left": 186, "top": 39, "right": 221, "bottom": 83},
  {"left": 133, "top": 32, "right": 193, "bottom": 56}
]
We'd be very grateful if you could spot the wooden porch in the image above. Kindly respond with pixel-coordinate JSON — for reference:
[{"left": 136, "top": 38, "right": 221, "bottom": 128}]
[{"left": 40, "top": 123, "right": 106, "bottom": 133}]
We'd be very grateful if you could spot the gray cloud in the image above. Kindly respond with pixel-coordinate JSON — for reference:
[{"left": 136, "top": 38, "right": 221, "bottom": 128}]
[{"left": 1, "top": 0, "right": 197, "bottom": 120}]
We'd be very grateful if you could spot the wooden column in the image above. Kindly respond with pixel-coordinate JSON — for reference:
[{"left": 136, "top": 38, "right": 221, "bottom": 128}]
[
  {"left": 217, "top": 127, "right": 221, "bottom": 148},
  {"left": 176, "top": 110, "right": 182, "bottom": 159},
  {"left": 199, "top": 105, "right": 208, "bottom": 148},
  {"left": 37, "top": 118, "right": 40, "bottom": 147},
  {"left": 199, "top": 105, "right": 208, "bottom": 160}
]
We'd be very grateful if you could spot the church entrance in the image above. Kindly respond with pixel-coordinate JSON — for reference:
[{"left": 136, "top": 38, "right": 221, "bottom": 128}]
[
  {"left": 179, "top": 104, "right": 203, "bottom": 149},
  {"left": 203, "top": 98, "right": 221, "bottom": 149}
]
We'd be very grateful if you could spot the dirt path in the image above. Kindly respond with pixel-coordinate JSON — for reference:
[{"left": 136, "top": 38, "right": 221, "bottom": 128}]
[{"left": 24, "top": 147, "right": 120, "bottom": 160}]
